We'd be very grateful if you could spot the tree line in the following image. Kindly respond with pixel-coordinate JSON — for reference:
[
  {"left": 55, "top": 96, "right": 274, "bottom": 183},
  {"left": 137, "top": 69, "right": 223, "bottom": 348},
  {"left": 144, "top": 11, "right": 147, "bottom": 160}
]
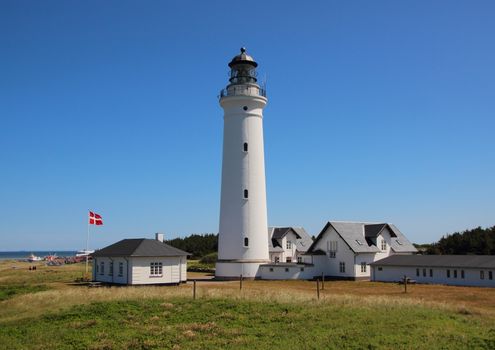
[
  {"left": 166, "top": 233, "right": 218, "bottom": 259},
  {"left": 420, "top": 226, "right": 495, "bottom": 255}
]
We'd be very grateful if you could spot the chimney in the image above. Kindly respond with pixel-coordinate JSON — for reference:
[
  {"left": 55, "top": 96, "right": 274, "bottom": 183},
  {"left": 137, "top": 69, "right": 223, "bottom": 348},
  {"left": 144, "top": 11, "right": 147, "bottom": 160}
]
[{"left": 155, "top": 233, "right": 164, "bottom": 243}]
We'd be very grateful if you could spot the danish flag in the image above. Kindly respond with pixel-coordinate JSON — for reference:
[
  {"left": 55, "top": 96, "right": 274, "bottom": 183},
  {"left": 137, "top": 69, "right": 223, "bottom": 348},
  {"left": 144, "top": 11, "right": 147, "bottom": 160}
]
[{"left": 89, "top": 211, "right": 103, "bottom": 225}]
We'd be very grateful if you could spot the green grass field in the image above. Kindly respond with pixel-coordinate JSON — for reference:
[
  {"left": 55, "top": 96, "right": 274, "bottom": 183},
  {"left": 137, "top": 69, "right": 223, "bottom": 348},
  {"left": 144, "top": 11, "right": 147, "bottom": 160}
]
[{"left": 0, "top": 260, "right": 494, "bottom": 349}]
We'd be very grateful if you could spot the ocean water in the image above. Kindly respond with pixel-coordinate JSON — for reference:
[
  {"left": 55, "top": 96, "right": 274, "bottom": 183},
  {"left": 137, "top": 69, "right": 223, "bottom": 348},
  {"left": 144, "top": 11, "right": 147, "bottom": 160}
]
[{"left": 0, "top": 251, "right": 77, "bottom": 260}]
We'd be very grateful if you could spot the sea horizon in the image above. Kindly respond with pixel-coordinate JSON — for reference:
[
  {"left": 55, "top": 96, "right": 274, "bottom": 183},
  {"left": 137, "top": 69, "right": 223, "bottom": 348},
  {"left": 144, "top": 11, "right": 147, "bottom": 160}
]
[{"left": 0, "top": 251, "right": 78, "bottom": 260}]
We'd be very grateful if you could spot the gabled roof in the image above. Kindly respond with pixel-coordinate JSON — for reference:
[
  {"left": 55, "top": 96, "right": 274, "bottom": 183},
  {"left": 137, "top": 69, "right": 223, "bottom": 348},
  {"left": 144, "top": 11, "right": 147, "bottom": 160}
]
[
  {"left": 305, "top": 221, "right": 417, "bottom": 255},
  {"left": 387, "top": 224, "right": 416, "bottom": 253},
  {"left": 371, "top": 254, "right": 495, "bottom": 269},
  {"left": 365, "top": 224, "right": 388, "bottom": 238},
  {"left": 92, "top": 239, "right": 190, "bottom": 257},
  {"left": 268, "top": 227, "right": 313, "bottom": 253}
]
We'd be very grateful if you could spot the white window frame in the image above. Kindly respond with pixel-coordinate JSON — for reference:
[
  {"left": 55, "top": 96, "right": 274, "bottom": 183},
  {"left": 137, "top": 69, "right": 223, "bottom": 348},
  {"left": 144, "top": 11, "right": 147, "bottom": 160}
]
[
  {"left": 109, "top": 261, "right": 113, "bottom": 276},
  {"left": 381, "top": 239, "right": 387, "bottom": 251},
  {"left": 118, "top": 262, "right": 124, "bottom": 277},
  {"left": 100, "top": 262, "right": 105, "bottom": 275},
  {"left": 150, "top": 262, "right": 163, "bottom": 277},
  {"left": 360, "top": 262, "right": 367, "bottom": 273},
  {"left": 339, "top": 262, "right": 346, "bottom": 273},
  {"left": 286, "top": 241, "right": 292, "bottom": 250}
]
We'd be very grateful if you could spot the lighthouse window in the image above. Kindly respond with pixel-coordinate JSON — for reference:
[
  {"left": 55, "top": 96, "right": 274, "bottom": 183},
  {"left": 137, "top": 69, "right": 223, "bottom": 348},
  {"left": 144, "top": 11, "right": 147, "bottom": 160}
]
[
  {"left": 243, "top": 142, "right": 248, "bottom": 152},
  {"left": 244, "top": 237, "right": 249, "bottom": 247},
  {"left": 244, "top": 189, "right": 248, "bottom": 199},
  {"left": 243, "top": 106, "right": 248, "bottom": 111}
]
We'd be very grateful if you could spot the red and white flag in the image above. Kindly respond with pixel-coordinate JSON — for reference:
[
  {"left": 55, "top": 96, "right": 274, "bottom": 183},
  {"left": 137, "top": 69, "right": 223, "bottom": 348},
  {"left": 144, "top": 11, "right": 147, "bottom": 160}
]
[{"left": 89, "top": 211, "right": 103, "bottom": 225}]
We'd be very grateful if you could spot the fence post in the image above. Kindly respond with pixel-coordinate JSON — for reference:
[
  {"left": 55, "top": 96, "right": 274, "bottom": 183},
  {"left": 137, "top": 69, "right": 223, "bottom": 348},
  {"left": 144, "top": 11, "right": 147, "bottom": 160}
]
[
  {"left": 193, "top": 279, "right": 197, "bottom": 300},
  {"left": 316, "top": 279, "right": 320, "bottom": 300},
  {"left": 321, "top": 273, "right": 325, "bottom": 290},
  {"left": 240, "top": 274, "right": 243, "bottom": 290},
  {"left": 403, "top": 275, "right": 407, "bottom": 293}
]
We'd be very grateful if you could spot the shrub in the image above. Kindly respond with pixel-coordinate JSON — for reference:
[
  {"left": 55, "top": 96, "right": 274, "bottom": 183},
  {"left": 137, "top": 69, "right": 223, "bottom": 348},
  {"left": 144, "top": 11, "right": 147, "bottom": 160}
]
[{"left": 200, "top": 252, "right": 218, "bottom": 265}]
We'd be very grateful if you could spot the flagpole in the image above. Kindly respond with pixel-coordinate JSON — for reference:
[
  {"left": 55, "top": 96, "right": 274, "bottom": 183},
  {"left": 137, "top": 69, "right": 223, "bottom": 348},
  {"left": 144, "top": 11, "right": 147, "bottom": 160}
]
[{"left": 85, "top": 210, "right": 90, "bottom": 275}]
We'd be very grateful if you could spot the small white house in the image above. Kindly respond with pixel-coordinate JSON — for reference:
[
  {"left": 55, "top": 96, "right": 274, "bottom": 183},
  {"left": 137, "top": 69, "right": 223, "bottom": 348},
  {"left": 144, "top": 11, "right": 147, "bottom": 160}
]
[
  {"left": 268, "top": 227, "right": 313, "bottom": 264},
  {"left": 92, "top": 233, "right": 190, "bottom": 285},
  {"left": 371, "top": 254, "right": 495, "bottom": 287},
  {"left": 302, "top": 221, "right": 417, "bottom": 280}
]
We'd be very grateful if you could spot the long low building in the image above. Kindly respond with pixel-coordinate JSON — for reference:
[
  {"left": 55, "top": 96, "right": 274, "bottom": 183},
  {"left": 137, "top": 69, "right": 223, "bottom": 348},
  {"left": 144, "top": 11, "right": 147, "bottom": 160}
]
[
  {"left": 92, "top": 233, "right": 190, "bottom": 285},
  {"left": 370, "top": 255, "right": 495, "bottom": 287}
]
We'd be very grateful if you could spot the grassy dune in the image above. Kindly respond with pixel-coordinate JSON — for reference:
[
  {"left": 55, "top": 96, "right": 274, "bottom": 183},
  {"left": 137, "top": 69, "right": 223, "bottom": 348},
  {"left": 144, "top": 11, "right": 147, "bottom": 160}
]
[{"left": 0, "top": 260, "right": 494, "bottom": 349}]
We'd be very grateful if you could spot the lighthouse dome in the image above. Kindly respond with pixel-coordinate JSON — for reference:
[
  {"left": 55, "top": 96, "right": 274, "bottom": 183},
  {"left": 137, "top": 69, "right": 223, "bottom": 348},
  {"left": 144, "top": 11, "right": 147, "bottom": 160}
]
[{"left": 228, "top": 47, "right": 258, "bottom": 68}]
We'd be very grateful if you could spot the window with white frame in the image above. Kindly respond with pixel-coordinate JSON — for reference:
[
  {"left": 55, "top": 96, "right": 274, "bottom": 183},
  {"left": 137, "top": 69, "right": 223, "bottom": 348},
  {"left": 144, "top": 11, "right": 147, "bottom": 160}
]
[
  {"left": 327, "top": 241, "right": 338, "bottom": 252},
  {"left": 360, "top": 262, "right": 366, "bottom": 273},
  {"left": 150, "top": 262, "right": 163, "bottom": 276},
  {"left": 118, "top": 262, "right": 124, "bottom": 277},
  {"left": 286, "top": 241, "right": 292, "bottom": 250},
  {"left": 381, "top": 239, "right": 387, "bottom": 251},
  {"left": 339, "top": 262, "right": 345, "bottom": 273},
  {"left": 100, "top": 262, "right": 104, "bottom": 275},
  {"left": 327, "top": 241, "right": 338, "bottom": 258},
  {"left": 480, "top": 271, "right": 485, "bottom": 280},
  {"left": 109, "top": 262, "right": 113, "bottom": 276}
]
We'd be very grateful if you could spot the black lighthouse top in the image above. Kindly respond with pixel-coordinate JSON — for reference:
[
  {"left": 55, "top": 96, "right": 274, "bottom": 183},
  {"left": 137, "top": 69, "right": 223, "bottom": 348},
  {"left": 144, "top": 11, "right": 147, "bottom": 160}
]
[
  {"left": 228, "top": 47, "right": 258, "bottom": 84},
  {"left": 228, "top": 47, "right": 258, "bottom": 68}
]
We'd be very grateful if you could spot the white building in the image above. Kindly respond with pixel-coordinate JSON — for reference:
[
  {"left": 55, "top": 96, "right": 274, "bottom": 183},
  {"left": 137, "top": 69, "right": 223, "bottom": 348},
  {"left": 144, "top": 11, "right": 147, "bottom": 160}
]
[
  {"left": 268, "top": 227, "right": 313, "bottom": 263},
  {"left": 371, "top": 255, "right": 495, "bottom": 287},
  {"left": 216, "top": 48, "right": 270, "bottom": 279},
  {"left": 92, "top": 233, "right": 189, "bottom": 285},
  {"left": 300, "top": 221, "right": 417, "bottom": 280}
]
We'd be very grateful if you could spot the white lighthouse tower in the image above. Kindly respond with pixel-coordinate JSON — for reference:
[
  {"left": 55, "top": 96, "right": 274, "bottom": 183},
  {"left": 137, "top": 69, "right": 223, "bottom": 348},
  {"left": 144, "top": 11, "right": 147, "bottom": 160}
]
[{"left": 216, "top": 48, "right": 270, "bottom": 279}]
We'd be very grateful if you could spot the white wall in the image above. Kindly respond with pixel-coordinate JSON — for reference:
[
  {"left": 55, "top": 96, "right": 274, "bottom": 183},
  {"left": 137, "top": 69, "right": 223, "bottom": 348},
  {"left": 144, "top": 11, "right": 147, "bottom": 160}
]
[
  {"left": 131, "top": 257, "right": 185, "bottom": 285},
  {"left": 93, "top": 257, "right": 122, "bottom": 284},
  {"left": 269, "top": 252, "right": 283, "bottom": 263},
  {"left": 311, "top": 226, "right": 357, "bottom": 278},
  {"left": 371, "top": 265, "right": 495, "bottom": 287},
  {"left": 93, "top": 256, "right": 186, "bottom": 285},
  {"left": 259, "top": 265, "right": 314, "bottom": 280}
]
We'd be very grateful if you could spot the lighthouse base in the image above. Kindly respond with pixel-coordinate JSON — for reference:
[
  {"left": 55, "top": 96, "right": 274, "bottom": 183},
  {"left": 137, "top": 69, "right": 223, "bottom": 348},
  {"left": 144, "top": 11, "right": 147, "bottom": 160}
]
[{"left": 215, "top": 260, "right": 271, "bottom": 280}]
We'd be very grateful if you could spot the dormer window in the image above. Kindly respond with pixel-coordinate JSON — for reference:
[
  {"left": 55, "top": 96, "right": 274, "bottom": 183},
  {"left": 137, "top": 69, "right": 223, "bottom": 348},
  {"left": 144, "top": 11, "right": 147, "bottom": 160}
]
[{"left": 381, "top": 239, "right": 387, "bottom": 250}]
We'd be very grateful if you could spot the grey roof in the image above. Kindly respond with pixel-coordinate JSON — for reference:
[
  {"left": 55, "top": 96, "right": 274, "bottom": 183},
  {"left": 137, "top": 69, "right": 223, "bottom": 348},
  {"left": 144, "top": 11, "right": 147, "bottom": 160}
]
[
  {"left": 260, "top": 262, "right": 314, "bottom": 267},
  {"left": 387, "top": 224, "right": 417, "bottom": 253},
  {"left": 268, "top": 227, "right": 313, "bottom": 253},
  {"left": 371, "top": 254, "right": 495, "bottom": 269},
  {"left": 92, "top": 239, "right": 190, "bottom": 257},
  {"left": 306, "top": 221, "right": 417, "bottom": 255}
]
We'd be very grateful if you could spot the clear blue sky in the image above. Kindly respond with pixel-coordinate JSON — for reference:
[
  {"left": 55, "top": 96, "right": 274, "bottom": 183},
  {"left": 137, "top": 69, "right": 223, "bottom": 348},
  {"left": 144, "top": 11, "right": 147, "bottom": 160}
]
[{"left": 1, "top": 1, "right": 494, "bottom": 250}]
